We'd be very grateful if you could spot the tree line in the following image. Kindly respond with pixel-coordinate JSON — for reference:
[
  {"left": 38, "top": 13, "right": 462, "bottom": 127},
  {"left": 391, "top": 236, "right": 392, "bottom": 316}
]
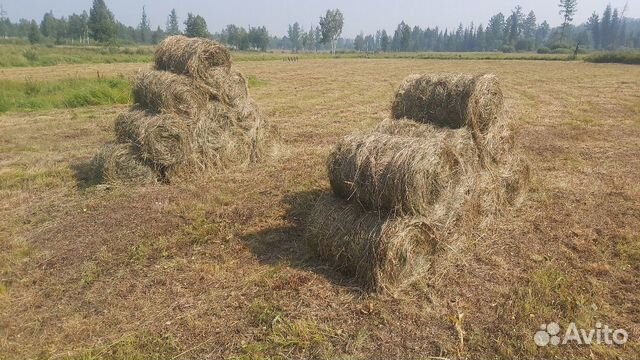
[{"left": 0, "top": 0, "right": 638, "bottom": 52}]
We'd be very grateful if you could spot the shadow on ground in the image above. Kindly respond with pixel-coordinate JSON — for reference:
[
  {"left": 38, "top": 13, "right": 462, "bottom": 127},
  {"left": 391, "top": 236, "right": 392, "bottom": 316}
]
[
  {"left": 70, "top": 159, "right": 102, "bottom": 190},
  {"left": 240, "top": 189, "right": 363, "bottom": 293}
]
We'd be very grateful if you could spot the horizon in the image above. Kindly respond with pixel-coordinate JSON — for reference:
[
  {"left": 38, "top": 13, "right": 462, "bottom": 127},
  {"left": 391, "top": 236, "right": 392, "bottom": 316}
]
[{"left": 2, "top": 0, "right": 638, "bottom": 38}]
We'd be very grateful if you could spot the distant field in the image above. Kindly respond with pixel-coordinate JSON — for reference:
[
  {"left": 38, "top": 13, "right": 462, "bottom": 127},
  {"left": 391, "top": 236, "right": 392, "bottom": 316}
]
[
  {"left": 0, "top": 59, "right": 639, "bottom": 359},
  {"left": 0, "top": 44, "right": 584, "bottom": 69}
]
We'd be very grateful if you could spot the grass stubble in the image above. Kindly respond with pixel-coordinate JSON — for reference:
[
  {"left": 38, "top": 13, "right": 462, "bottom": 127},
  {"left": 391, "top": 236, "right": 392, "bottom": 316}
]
[{"left": 0, "top": 58, "right": 639, "bottom": 359}]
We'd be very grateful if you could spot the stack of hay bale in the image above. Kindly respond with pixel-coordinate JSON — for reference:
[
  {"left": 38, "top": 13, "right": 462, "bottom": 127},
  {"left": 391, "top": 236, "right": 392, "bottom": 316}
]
[
  {"left": 306, "top": 74, "right": 530, "bottom": 293},
  {"left": 92, "top": 35, "right": 269, "bottom": 184}
]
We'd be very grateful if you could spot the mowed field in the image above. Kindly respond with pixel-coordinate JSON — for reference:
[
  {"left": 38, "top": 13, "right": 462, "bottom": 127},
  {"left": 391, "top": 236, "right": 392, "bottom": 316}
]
[{"left": 0, "top": 58, "right": 639, "bottom": 359}]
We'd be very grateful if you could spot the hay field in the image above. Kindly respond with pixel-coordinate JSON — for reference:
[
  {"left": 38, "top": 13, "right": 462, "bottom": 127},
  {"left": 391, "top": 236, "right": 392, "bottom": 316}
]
[{"left": 1, "top": 58, "right": 639, "bottom": 359}]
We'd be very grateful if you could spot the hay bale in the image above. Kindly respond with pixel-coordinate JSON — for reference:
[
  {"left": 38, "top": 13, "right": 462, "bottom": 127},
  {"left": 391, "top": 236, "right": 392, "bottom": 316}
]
[
  {"left": 305, "top": 194, "right": 438, "bottom": 292},
  {"left": 328, "top": 131, "right": 478, "bottom": 216},
  {"left": 181, "top": 101, "right": 266, "bottom": 172},
  {"left": 391, "top": 74, "right": 503, "bottom": 134},
  {"left": 154, "top": 35, "right": 231, "bottom": 79},
  {"left": 132, "top": 70, "right": 208, "bottom": 116},
  {"left": 206, "top": 67, "right": 249, "bottom": 107},
  {"left": 114, "top": 110, "right": 191, "bottom": 170},
  {"left": 91, "top": 143, "right": 158, "bottom": 185}
]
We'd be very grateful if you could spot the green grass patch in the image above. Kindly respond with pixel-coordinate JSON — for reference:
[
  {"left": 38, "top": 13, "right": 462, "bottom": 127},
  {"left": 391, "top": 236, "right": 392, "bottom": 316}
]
[
  {"left": 0, "top": 44, "right": 153, "bottom": 68},
  {"left": 584, "top": 51, "right": 640, "bottom": 65},
  {"left": 246, "top": 74, "right": 267, "bottom": 88},
  {"left": 0, "top": 77, "right": 131, "bottom": 112},
  {"left": 0, "top": 167, "right": 72, "bottom": 190},
  {"left": 233, "top": 50, "right": 581, "bottom": 62}
]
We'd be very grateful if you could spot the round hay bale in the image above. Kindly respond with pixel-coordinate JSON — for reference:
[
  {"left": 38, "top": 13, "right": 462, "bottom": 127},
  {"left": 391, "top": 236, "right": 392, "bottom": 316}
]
[
  {"left": 91, "top": 143, "right": 158, "bottom": 185},
  {"left": 391, "top": 73, "right": 503, "bottom": 134},
  {"left": 187, "top": 103, "right": 256, "bottom": 171},
  {"left": 132, "top": 70, "right": 209, "bottom": 116},
  {"left": 328, "top": 131, "right": 478, "bottom": 216},
  {"left": 202, "top": 66, "right": 249, "bottom": 107},
  {"left": 114, "top": 110, "right": 191, "bottom": 169},
  {"left": 305, "top": 194, "right": 438, "bottom": 292},
  {"left": 154, "top": 35, "right": 231, "bottom": 78}
]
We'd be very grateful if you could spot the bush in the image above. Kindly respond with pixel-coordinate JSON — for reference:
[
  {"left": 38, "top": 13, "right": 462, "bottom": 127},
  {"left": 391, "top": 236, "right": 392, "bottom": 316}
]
[
  {"left": 23, "top": 77, "right": 41, "bottom": 96},
  {"left": 23, "top": 48, "right": 38, "bottom": 62},
  {"left": 584, "top": 52, "right": 640, "bottom": 65},
  {"left": 550, "top": 48, "right": 572, "bottom": 54},
  {"left": 515, "top": 39, "right": 532, "bottom": 52},
  {"left": 500, "top": 45, "right": 514, "bottom": 53},
  {"left": 537, "top": 47, "right": 551, "bottom": 54},
  {"left": 549, "top": 42, "right": 572, "bottom": 50}
]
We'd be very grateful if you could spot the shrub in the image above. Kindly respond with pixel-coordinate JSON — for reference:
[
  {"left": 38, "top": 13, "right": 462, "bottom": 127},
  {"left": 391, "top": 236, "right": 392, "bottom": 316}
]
[
  {"left": 500, "top": 45, "right": 514, "bottom": 53},
  {"left": 584, "top": 52, "right": 640, "bottom": 65},
  {"left": 23, "top": 48, "right": 38, "bottom": 62},
  {"left": 537, "top": 47, "right": 551, "bottom": 54}
]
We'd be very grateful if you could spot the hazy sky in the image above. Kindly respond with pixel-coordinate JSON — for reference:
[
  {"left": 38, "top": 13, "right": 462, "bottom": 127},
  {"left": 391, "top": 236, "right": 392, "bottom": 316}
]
[{"left": 2, "top": 0, "right": 637, "bottom": 37}]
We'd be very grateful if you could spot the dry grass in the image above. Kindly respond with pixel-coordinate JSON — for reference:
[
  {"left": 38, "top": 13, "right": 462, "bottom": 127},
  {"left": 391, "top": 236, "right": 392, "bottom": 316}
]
[
  {"left": 391, "top": 73, "right": 503, "bottom": 135},
  {"left": 305, "top": 194, "right": 438, "bottom": 293},
  {"left": 94, "top": 38, "right": 269, "bottom": 185},
  {"left": 132, "top": 70, "right": 209, "bottom": 117},
  {"left": 328, "top": 129, "right": 477, "bottom": 216},
  {"left": 154, "top": 36, "right": 231, "bottom": 79},
  {"left": 114, "top": 110, "right": 191, "bottom": 170},
  {"left": 0, "top": 59, "right": 639, "bottom": 359}
]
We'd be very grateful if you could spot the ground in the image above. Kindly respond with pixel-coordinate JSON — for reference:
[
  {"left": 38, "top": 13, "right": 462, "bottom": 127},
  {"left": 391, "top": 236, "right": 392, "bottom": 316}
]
[{"left": 0, "top": 58, "right": 639, "bottom": 359}]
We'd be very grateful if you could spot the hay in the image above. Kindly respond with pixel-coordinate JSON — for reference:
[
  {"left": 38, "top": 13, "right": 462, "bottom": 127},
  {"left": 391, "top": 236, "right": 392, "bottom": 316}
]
[
  {"left": 328, "top": 131, "right": 478, "bottom": 216},
  {"left": 391, "top": 74, "right": 503, "bottom": 134},
  {"left": 166, "top": 101, "right": 268, "bottom": 176},
  {"left": 91, "top": 143, "right": 158, "bottom": 185},
  {"left": 154, "top": 35, "right": 231, "bottom": 78},
  {"left": 305, "top": 194, "right": 438, "bottom": 292},
  {"left": 114, "top": 110, "right": 191, "bottom": 170},
  {"left": 132, "top": 70, "right": 208, "bottom": 116},
  {"left": 205, "top": 67, "right": 249, "bottom": 107},
  {"left": 308, "top": 72, "right": 529, "bottom": 293}
]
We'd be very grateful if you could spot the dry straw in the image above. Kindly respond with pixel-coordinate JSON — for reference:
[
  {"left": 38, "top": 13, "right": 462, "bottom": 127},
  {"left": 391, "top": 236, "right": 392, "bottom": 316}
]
[
  {"left": 114, "top": 110, "right": 191, "bottom": 171},
  {"left": 154, "top": 35, "right": 231, "bottom": 78},
  {"left": 93, "top": 35, "right": 271, "bottom": 185},
  {"left": 132, "top": 70, "right": 208, "bottom": 116},
  {"left": 91, "top": 143, "right": 158, "bottom": 185},
  {"left": 305, "top": 194, "right": 438, "bottom": 292},
  {"left": 391, "top": 74, "right": 503, "bottom": 135},
  {"left": 328, "top": 130, "right": 477, "bottom": 216},
  {"left": 307, "top": 72, "right": 530, "bottom": 293}
]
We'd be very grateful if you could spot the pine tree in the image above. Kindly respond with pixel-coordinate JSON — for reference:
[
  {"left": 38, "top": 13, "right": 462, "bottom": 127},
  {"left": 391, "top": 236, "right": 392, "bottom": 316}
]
[
  {"left": 183, "top": 13, "right": 208, "bottom": 38},
  {"left": 586, "top": 12, "right": 600, "bottom": 49},
  {"left": 380, "top": 29, "right": 389, "bottom": 51},
  {"left": 166, "top": 9, "right": 180, "bottom": 35},
  {"left": 288, "top": 22, "right": 301, "bottom": 53},
  {"left": 138, "top": 6, "right": 150, "bottom": 43},
  {"left": 28, "top": 20, "right": 41, "bottom": 44},
  {"left": 88, "top": 0, "right": 116, "bottom": 42}
]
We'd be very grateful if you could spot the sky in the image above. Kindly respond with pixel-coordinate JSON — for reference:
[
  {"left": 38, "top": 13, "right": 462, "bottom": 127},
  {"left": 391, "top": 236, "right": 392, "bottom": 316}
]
[{"left": 2, "top": 0, "right": 637, "bottom": 37}]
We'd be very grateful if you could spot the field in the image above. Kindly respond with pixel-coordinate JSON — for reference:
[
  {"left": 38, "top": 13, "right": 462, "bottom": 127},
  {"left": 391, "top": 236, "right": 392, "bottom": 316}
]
[{"left": 0, "top": 54, "right": 639, "bottom": 359}]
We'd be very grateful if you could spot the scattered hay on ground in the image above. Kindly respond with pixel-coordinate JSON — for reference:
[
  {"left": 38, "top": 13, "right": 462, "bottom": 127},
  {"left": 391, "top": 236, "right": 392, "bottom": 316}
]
[
  {"left": 154, "top": 35, "right": 231, "bottom": 79},
  {"left": 132, "top": 70, "right": 209, "bottom": 116},
  {"left": 91, "top": 143, "right": 158, "bottom": 185},
  {"left": 391, "top": 73, "right": 503, "bottom": 134},
  {"left": 305, "top": 194, "right": 438, "bottom": 292}
]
